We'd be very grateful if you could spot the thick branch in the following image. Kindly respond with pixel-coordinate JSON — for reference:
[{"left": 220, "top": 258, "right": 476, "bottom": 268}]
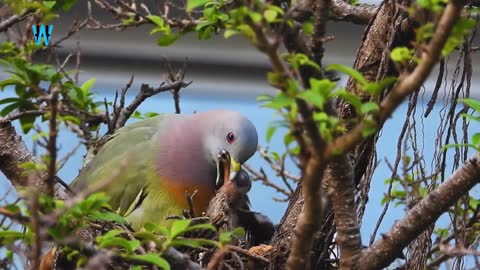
[
  {"left": 324, "top": 155, "right": 361, "bottom": 269},
  {"left": 0, "top": 8, "right": 34, "bottom": 32},
  {"left": 0, "top": 121, "right": 67, "bottom": 199},
  {"left": 286, "top": 157, "right": 327, "bottom": 270},
  {"left": 360, "top": 152, "right": 480, "bottom": 269},
  {"left": 291, "top": 0, "right": 377, "bottom": 25},
  {"left": 286, "top": 0, "right": 332, "bottom": 269},
  {"left": 325, "top": 0, "right": 466, "bottom": 159},
  {"left": 330, "top": 0, "right": 378, "bottom": 25}
]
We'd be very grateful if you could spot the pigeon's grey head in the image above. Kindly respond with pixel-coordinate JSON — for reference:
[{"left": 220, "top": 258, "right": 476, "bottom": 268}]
[{"left": 199, "top": 110, "right": 258, "bottom": 186}]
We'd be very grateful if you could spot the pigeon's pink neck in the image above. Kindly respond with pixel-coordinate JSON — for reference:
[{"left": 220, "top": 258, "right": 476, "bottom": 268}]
[{"left": 154, "top": 115, "right": 216, "bottom": 189}]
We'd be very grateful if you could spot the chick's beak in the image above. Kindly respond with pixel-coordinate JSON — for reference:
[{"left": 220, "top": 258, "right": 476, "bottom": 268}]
[{"left": 216, "top": 149, "right": 231, "bottom": 189}]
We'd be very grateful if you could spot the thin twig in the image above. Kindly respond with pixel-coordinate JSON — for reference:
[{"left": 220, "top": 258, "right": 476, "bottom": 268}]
[{"left": 226, "top": 245, "right": 270, "bottom": 264}]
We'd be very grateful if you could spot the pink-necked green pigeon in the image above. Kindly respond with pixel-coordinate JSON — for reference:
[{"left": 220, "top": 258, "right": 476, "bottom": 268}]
[{"left": 71, "top": 109, "right": 258, "bottom": 230}]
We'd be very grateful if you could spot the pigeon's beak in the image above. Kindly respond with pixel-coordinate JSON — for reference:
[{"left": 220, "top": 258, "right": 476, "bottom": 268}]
[
  {"left": 229, "top": 158, "right": 241, "bottom": 181},
  {"left": 216, "top": 149, "right": 231, "bottom": 189}
]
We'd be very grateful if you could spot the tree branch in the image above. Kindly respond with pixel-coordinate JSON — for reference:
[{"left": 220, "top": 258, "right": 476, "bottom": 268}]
[
  {"left": 286, "top": 157, "right": 327, "bottom": 270},
  {"left": 0, "top": 121, "right": 68, "bottom": 199},
  {"left": 330, "top": 0, "right": 378, "bottom": 25},
  {"left": 0, "top": 8, "right": 34, "bottom": 32},
  {"left": 324, "top": 155, "right": 361, "bottom": 269},
  {"left": 114, "top": 80, "right": 191, "bottom": 130},
  {"left": 360, "top": 151, "right": 480, "bottom": 269},
  {"left": 286, "top": 0, "right": 332, "bottom": 268},
  {"left": 290, "top": 0, "right": 377, "bottom": 25}
]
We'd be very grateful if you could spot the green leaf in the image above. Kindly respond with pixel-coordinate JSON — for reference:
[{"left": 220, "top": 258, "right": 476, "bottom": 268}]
[
  {"left": 264, "top": 10, "right": 278, "bottom": 23},
  {"left": 80, "top": 78, "right": 96, "bottom": 95},
  {"left": 286, "top": 79, "right": 300, "bottom": 95},
  {"left": 441, "top": 143, "right": 480, "bottom": 152},
  {"left": 232, "top": 227, "right": 245, "bottom": 238},
  {"left": 185, "top": 223, "right": 217, "bottom": 233},
  {"left": 256, "top": 94, "right": 272, "bottom": 102},
  {"left": 0, "top": 102, "right": 18, "bottom": 116},
  {"left": 146, "top": 15, "right": 166, "bottom": 27},
  {"left": 131, "top": 231, "right": 154, "bottom": 241},
  {"left": 459, "top": 113, "right": 480, "bottom": 123},
  {"left": 0, "top": 230, "right": 24, "bottom": 245},
  {"left": 187, "top": 0, "right": 210, "bottom": 11},
  {"left": 219, "top": 231, "right": 233, "bottom": 244},
  {"left": 270, "top": 151, "right": 281, "bottom": 161},
  {"left": 309, "top": 78, "right": 336, "bottom": 95},
  {"left": 298, "top": 91, "right": 325, "bottom": 110},
  {"left": 262, "top": 93, "right": 294, "bottom": 110},
  {"left": 98, "top": 237, "right": 139, "bottom": 253},
  {"left": 331, "top": 89, "right": 362, "bottom": 110},
  {"left": 129, "top": 254, "right": 171, "bottom": 270},
  {"left": 361, "top": 117, "right": 377, "bottom": 138},
  {"left": 145, "top": 112, "right": 159, "bottom": 118},
  {"left": 217, "top": 227, "right": 246, "bottom": 244},
  {"left": 360, "top": 102, "right": 380, "bottom": 114},
  {"left": 290, "top": 145, "right": 300, "bottom": 155},
  {"left": 58, "top": 0, "right": 76, "bottom": 11},
  {"left": 267, "top": 72, "right": 282, "bottom": 85},
  {"left": 284, "top": 132, "right": 295, "bottom": 146},
  {"left": 287, "top": 53, "right": 320, "bottom": 71},
  {"left": 157, "top": 33, "right": 179, "bottom": 46},
  {"left": 170, "top": 219, "right": 191, "bottom": 239},
  {"left": 249, "top": 12, "right": 262, "bottom": 23},
  {"left": 266, "top": 125, "right": 276, "bottom": 142},
  {"left": 390, "top": 47, "right": 414, "bottom": 63},
  {"left": 229, "top": 6, "right": 249, "bottom": 22},
  {"left": 98, "top": 229, "right": 123, "bottom": 240},
  {"left": 144, "top": 223, "right": 170, "bottom": 237},
  {"left": 0, "top": 78, "right": 24, "bottom": 89},
  {"left": 416, "top": 22, "right": 434, "bottom": 42},
  {"left": 266, "top": 4, "right": 285, "bottom": 15},
  {"left": 4, "top": 204, "right": 21, "bottom": 214},
  {"left": 59, "top": 115, "right": 81, "bottom": 125},
  {"left": 460, "top": 98, "right": 480, "bottom": 112},
  {"left": 0, "top": 97, "right": 18, "bottom": 105},
  {"left": 472, "top": 133, "right": 480, "bottom": 145},
  {"left": 236, "top": 24, "right": 256, "bottom": 41},
  {"left": 327, "top": 64, "right": 366, "bottom": 85},
  {"left": 302, "top": 21, "right": 314, "bottom": 36},
  {"left": 90, "top": 211, "right": 127, "bottom": 224},
  {"left": 224, "top": 29, "right": 238, "bottom": 39},
  {"left": 198, "top": 25, "right": 214, "bottom": 40},
  {"left": 362, "top": 77, "right": 397, "bottom": 95},
  {"left": 42, "top": 1, "right": 56, "bottom": 9},
  {"left": 19, "top": 114, "right": 36, "bottom": 133},
  {"left": 417, "top": 0, "right": 447, "bottom": 13},
  {"left": 170, "top": 238, "right": 218, "bottom": 248}
]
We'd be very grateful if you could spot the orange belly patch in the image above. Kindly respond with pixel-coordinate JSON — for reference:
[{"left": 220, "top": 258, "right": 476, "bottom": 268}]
[{"left": 162, "top": 179, "right": 216, "bottom": 216}]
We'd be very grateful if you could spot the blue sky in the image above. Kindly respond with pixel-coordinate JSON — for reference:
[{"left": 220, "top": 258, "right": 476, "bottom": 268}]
[{"left": 1, "top": 83, "right": 479, "bottom": 270}]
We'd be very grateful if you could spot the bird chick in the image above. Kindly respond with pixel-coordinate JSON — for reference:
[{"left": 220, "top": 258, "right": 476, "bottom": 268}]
[{"left": 208, "top": 150, "right": 274, "bottom": 247}]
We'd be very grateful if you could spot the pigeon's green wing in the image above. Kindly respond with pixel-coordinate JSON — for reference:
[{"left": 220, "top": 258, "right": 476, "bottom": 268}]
[{"left": 71, "top": 115, "right": 181, "bottom": 227}]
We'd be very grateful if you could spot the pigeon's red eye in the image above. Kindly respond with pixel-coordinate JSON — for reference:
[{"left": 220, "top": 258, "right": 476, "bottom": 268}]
[{"left": 226, "top": 131, "right": 235, "bottom": 144}]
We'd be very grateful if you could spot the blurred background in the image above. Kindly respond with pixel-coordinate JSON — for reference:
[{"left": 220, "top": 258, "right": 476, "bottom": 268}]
[{"left": 1, "top": 0, "right": 479, "bottom": 254}]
